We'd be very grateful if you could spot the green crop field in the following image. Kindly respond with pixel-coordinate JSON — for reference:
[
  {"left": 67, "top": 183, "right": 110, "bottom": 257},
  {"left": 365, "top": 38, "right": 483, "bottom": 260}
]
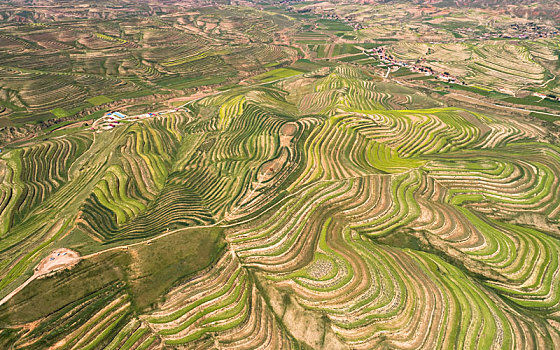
[
  {"left": 253, "top": 67, "right": 304, "bottom": 82},
  {"left": 2, "top": 0, "right": 560, "bottom": 349},
  {"left": 87, "top": 96, "right": 113, "bottom": 106}
]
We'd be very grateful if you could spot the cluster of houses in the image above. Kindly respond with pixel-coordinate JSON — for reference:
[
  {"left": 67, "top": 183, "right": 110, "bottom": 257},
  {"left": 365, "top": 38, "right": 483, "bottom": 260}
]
[
  {"left": 455, "top": 22, "right": 559, "bottom": 40},
  {"left": 88, "top": 111, "right": 128, "bottom": 131},
  {"left": 101, "top": 111, "right": 126, "bottom": 130},
  {"left": 90, "top": 111, "right": 126, "bottom": 131},
  {"left": 343, "top": 16, "right": 364, "bottom": 30},
  {"left": 89, "top": 108, "right": 184, "bottom": 132},
  {"left": 324, "top": 13, "right": 364, "bottom": 30},
  {"left": 503, "top": 23, "right": 560, "bottom": 39},
  {"left": 365, "top": 46, "right": 463, "bottom": 84}
]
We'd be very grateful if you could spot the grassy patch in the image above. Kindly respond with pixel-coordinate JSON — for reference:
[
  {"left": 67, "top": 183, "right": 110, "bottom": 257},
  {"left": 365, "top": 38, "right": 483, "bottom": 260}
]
[
  {"left": 316, "top": 19, "right": 353, "bottom": 31},
  {"left": 332, "top": 44, "right": 359, "bottom": 56},
  {"left": 87, "top": 95, "right": 113, "bottom": 106},
  {"left": 337, "top": 53, "right": 369, "bottom": 62},
  {"left": 0, "top": 226, "right": 226, "bottom": 324},
  {"left": 390, "top": 67, "right": 415, "bottom": 77},
  {"left": 264, "top": 62, "right": 282, "bottom": 68},
  {"left": 375, "top": 229, "right": 422, "bottom": 251},
  {"left": 0, "top": 99, "right": 25, "bottom": 112},
  {"left": 0, "top": 256, "right": 128, "bottom": 325},
  {"left": 254, "top": 68, "right": 303, "bottom": 82},
  {"left": 359, "top": 43, "right": 384, "bottom": 49},
  {"left": 157, "top": 76, "right": 227, "bottom": 90},
  {"left": 296, "top": 40, "right": 328, "bottom": 45},
  {"left": 446, "top": 83, "right": 502, "bottom": 98},
  {"left": 50, "top": 108, "right": 71, "bottom": 118},
  {"left": 290, "top": 59, "right": 330, "bottom": 72},
  {"left": 411, "top": 75, "right": 434, "bottom": 81},
  {"left": 217, "top": 84, "right": 242, "bottom": 91},
  {"left": 127, "top": 226, "right": 226, "bottom": 310},
  {"left": 502, "top": 95, "right": 560, "bottom": 111},
  {"left": 530, "top": 111, "right": 560, "bottom": 123}
]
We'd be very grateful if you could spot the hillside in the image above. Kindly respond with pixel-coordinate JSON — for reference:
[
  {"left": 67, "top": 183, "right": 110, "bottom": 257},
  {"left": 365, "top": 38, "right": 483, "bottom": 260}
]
[
  {"left": 0, "top": 66, "right": 559, "bottom": 348},
  {"left": 2, "top": 1, "right": 560, "bottom": 349}
]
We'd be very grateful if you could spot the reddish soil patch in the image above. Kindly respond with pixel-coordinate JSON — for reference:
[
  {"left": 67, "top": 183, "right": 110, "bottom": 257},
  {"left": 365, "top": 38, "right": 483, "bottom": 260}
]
[
  {"left": 258, "top": 148, "right": 289, "bottom": 182},
  {"left": 280, "top": 122, "right": 297, "bottom": 136},
  {"left": 280, "top": 122, "right": 298, "bottom": 147}
]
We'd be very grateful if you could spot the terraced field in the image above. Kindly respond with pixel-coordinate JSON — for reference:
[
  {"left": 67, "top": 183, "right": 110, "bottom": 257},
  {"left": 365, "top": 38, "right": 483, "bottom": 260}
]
[
  {"left": 0, "top": 5, "right": 300, "bottom": 144},
  {"left": 1, "top": 64, "right": 560, "bottom": 349},
  {"left": 387, "top": 40, "right": 555, "bottom": 93}
]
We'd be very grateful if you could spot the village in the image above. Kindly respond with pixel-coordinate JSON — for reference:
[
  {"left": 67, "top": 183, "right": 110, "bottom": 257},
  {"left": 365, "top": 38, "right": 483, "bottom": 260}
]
[
  {"left": 458, "top": 22, "right": 560, "bottom": 41},
  {"left": 365, "top": 46, "right": 463, "bottom": 84},
  {"left": 89, "top": 108, "right": 183, "bottom": 132}
]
